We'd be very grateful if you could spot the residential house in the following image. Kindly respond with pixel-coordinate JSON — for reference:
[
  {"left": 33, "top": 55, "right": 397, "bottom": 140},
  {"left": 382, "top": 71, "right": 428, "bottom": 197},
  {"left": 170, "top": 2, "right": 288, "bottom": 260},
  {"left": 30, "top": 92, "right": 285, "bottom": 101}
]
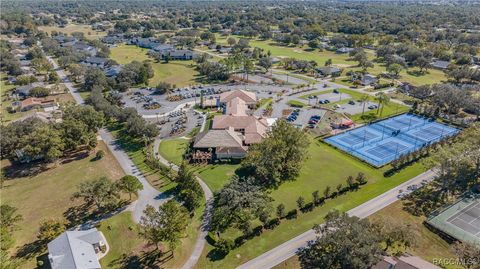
[
  {"left": 431, "top": 60, "right": 450, "bottom": 70},
  {"left": 164, "top": 49, "right": 194, "bottom": 60},
  {"left": 128, "top": 37, "right": 160, "bottom": 49},
  {"left": 372, "top": 255, "right": 441, "bottom": 269},
  {"left": 336, "top": 47, "right": 355, "bottom": 54},
  {"left": 53, "top": 35, "right": 77, "bottom": 44},
  {"left": 104, "top": 65, "right": 122, "bottom": 77},
  {"left": 316, "top": 66, "right": 342, "bottom": 77},
  {"left": 398, "top": 82, "right": 417, "bottom": 95},
  {"left": 101, "top": 35, "right": 124, "bottom": 45},
  {"left": 14, "top": 82, "right": 45, "bottom": 98},
  {"left": 151, "top": 44, "right": 194, "bottom": 60},
  {"left": 48, "top": 228, "right": 106, "bottom": 269},
  {"left": 14, "top": 97, "right": 56, "bottom": 111},
  {"left": 82, "top": 57, "right": 109, "bottom": 69},
  {"left": 360, "top": 74, "right": 378, "bottom": 86},
  {"left": 71, "top": 42, "right": 97, "bottom": 56},
  {"left": 217, "top": 47, "right": 232, "bottom": 54}
]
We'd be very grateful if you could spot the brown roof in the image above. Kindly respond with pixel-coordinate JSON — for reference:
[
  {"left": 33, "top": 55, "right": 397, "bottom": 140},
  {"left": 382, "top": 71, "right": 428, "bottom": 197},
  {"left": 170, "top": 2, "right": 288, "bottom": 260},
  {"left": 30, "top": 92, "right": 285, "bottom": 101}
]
[
  {"left": 219, "top": 89, "right": 257, "bottom": 104},
  {"left": 212, "top": 115, "right": 268, "bottom": 142},
  {"left": 193, "top": 128, "right": 245, "bottom": 149},
  {"left": 21, "top": 98, "right": 42, "bottom": 108},
  {"left": 226, "top": 97, "right": 247, "bottom": 116}
]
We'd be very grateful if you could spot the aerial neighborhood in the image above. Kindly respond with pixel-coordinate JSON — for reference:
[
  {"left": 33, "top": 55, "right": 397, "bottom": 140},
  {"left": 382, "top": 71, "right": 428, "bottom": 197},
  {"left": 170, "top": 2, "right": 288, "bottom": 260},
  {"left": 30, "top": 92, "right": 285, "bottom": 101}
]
[{"left": 1, "top": 1, "right": 479, "bottom": 269}]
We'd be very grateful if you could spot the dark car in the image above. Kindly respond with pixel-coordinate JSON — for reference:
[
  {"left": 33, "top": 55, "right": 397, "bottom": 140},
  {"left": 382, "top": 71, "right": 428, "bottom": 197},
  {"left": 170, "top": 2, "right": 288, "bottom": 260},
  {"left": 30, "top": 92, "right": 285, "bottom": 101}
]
[{"left": 348, "top": 100, "right": 355, "bottom": 105}]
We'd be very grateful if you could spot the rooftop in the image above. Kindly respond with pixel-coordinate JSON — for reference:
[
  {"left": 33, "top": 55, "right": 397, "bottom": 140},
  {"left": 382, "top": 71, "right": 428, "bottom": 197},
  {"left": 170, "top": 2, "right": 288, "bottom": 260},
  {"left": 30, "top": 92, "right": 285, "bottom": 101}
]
[{"left": 48, "top": 228, "right": 103, "bottom": 269}]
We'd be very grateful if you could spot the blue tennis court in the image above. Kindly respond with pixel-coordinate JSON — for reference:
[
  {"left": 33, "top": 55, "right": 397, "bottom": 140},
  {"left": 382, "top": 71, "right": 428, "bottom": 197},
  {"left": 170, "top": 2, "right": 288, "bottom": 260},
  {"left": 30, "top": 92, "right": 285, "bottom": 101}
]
[{"left": 325, "top": 113, "right": 459, "bottom": 167}]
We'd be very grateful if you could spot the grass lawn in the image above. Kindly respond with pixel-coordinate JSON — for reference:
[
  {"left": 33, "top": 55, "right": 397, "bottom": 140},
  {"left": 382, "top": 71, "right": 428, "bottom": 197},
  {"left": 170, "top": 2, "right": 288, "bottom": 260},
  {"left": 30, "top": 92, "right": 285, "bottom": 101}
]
[
  {"left": 39, "top": 24, "right": 107, "bottom": 40},
  {"left": 110, "top": 44, "right": 150, "bottom": 64},
  {"left": 287, "top": 99, "right": 307, "bottom": 108},
  {"left": 158, "top": 138, "right": 190, "bottom": 165},
  {"left": 110, "top": 44, "right": 200, "bottom": 88},
  {"left": 1, "top": 142, "right": 125, "bottom": 268},
  {"left": 99, "top": 204, "right": 205, "bottom": 269},
  {"left": 369, "top": 201, "right": 460, "bottom": 269},
  {"left": 215, "top": 34, "right": 354, "bottom": 67},
  {"left": 158, "top": 135, "right": 431, "bottom": 269},
  {"left": 195, "top": 138, "right": 427, "bottom": 268},
  {"left": 158, "top": 138, "right": 238, "bottom": 192}
]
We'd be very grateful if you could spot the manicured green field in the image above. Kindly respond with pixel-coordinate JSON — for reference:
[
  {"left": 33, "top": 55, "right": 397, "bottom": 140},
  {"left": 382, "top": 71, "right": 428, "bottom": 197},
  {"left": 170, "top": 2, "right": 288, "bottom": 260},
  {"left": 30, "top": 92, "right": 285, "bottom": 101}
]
[
  {"left": 110, "top": 45, "right": 200, "bottom": 87},
  {"left": 287, "top": 99, "right": 307, "bottom": 108},
  {"left": 39, "top": 24, "right": 107, "bottom": 40},
  {"left": 197, "top": 139, "right": 426, "bottom": 268},
  {"left": 110, "top": 44, "right": 150, "bottom": 64},
  {"left": 159, "top": 135, "right": 427, "bottom": 269},
  {"left": 158, "top": 138, "right": 190, "bottom": 165},
  {"left": 158, "top": 138, "right": 238, "bottom": 192},
  {"left": 1, "top": 142, "right": 125, "bottom": 268}
]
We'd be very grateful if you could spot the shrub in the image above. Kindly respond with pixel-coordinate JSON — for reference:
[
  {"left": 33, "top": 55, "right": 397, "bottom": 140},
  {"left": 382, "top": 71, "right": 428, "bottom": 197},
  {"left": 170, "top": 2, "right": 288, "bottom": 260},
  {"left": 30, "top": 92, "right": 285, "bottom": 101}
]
[
  {"left": 95, "top": 150, "right": 105, "bottom": 160},
  {"left": 286, "top": 209, "right": 298, "bottom": 219},
  {"left": 215, "top": 238, "right": 235, "bottom": 255},
  {"left": 276, "top": 203, "right": 286, "bottom": 219},
  {"left": 296, "top": 196, "right": 305, "bottom": 209}
]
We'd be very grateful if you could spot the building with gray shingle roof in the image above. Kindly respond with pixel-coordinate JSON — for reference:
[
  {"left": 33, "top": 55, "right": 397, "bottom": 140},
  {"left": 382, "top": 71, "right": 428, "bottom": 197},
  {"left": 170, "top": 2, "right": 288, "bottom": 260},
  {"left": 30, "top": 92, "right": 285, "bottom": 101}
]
[{"left": 48, "top": 228, "right": 105, "bottom": 269}]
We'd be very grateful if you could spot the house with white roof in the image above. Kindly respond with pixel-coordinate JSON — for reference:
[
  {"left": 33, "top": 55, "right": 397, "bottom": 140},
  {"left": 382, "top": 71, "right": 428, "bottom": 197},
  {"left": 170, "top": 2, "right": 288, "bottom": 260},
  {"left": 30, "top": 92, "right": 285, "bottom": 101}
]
[{"left": 47, "top": 228, "right": 106, "bottom": 269}]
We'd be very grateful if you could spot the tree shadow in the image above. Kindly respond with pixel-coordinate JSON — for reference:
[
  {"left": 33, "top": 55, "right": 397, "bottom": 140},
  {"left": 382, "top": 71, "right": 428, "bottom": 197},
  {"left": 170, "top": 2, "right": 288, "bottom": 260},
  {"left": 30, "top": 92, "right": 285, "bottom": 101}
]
[
  {"left": 63, "top": 203, "right": 95, "bottom": 227},
  {"left": 16, "top": 239, "right": 45, "bottom": 260},
  {"left": 407, "top": 69, "right": 429, "bottom": 77},
  {"left": 2, "top": 161, "right": 50, "bottom": 179},
  {"left": 206, "top": 248, "right": 228, "bottom": 261},
  {"left": 109, "top": 249, "right": 173, "bottom": 269}
]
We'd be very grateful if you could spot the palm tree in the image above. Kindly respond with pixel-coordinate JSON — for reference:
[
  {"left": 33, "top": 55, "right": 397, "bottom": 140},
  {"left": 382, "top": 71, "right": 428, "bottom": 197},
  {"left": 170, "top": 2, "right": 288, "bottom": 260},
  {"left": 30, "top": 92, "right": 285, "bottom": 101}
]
[
  {"left": 375, "top": 92, "right": 390, "bottom": 116},
  {"left": 360, "top": 94, "right": 369, "bottom": 115}
]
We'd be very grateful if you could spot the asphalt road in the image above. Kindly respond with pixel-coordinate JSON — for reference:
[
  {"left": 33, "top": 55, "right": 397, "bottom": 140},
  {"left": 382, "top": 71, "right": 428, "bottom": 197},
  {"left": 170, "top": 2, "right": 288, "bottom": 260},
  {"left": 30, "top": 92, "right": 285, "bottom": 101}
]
[{"left": 236, "top": 168, "right": 437, "bottom": 269}]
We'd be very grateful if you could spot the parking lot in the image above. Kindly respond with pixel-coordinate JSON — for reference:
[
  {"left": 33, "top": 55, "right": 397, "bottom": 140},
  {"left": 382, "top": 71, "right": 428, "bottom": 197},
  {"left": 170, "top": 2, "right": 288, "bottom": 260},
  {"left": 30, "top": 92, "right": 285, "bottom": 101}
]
[
  {"left": 285, "top": 108, "right": 327, "bottom": 128},
  {"left": 147, "top": 108, "right": 204, "bottom": 139},
  {"left": 334, "top": 101, "right": 378, "bottom": 115},
  {"left": 313, "top": 91, "right": 352, "bottom": 104},
  {"left": 122, "top": 84, "right": 287, "bottom": 116}
]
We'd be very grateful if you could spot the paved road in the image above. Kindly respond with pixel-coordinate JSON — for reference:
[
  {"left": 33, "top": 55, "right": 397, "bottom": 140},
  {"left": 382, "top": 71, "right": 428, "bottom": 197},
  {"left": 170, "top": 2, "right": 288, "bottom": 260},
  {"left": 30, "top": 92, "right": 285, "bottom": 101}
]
[
  {"left": 153, "top": 137, "right": 213, "bottom": 269},
  {"left": 48, "top": 56, "right": 166, "bottom": 223},
  {"left": 237, "top": 168, "right": 437, "bottom": 269}
]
